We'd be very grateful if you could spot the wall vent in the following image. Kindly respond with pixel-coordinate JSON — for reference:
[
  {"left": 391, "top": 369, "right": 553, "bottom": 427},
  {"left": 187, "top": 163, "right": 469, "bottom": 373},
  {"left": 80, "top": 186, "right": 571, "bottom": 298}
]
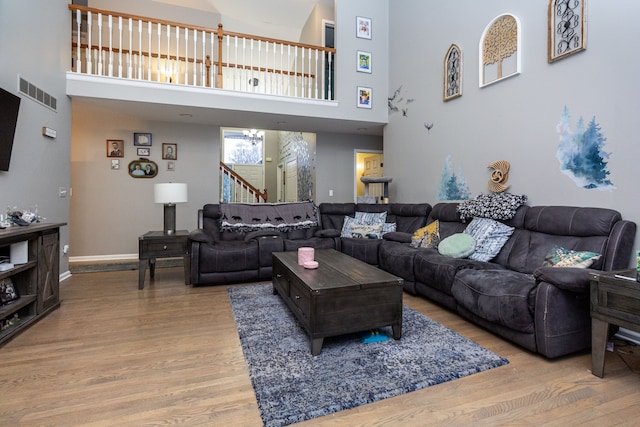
[{"left": 18, "top": 76, "right": 57, "bottom": 111}]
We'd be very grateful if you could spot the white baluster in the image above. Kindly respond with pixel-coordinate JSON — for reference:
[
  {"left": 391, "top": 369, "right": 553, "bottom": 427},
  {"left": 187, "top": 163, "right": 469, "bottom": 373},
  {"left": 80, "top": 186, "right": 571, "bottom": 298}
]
[
  {"left": 176, "top": 26, "right": 180, "bottom": 85},
  {"left": 166, "top": 24, "right": 171, "bottom": 82},
  {"left": 242, "top": 38, "right": 246, "bottom": 92},
  {"left": 294, "top": 46, "right": 298, "bottom": 98},
  {"left": 184, "top": 28, "right": 189, "bottom": 84},
  {"left": 201, "top": 30, "right": 206, "bottom": 87},
  {"left": 75, "top": 10, "right": 81, "bottom": 73},
  {"left": 314, "top": 49, "right": 319, "bottom": 99},
  {"left": 108, "top": 15, "right": 113, "bottom": 77},
  {"left": 97, "top": 13, "right": 103, "bottom": 76},
  {"left": 157, "top": 23, "right": 161, "bottom": 82},
  {"left": 86, "top": 12, "right": 92, "bottom": 74},
  {"left": 147, "top": 21, "right": 152, "bottom": 81},
  {"left": 258, "top": 40, "right": 262, "bottom": 93},
  {"left": 138, "top": 20, "right": 143, "bottom": 79},
  {"left": 192, "top": 29, "right": 197, "bottom": 86},
  {"left": 280, "top": 44, "right": 284, "bottom": 96},
  {"left": 117, "top": 16, "right": 123, "bottom": 78},
  {"left": 210, "top": 32, "right": 215, "bottom": 88},
  {"left": 128, "top": 18, "right": 133, "bottom": 78},
  {"left": 250, "top": 39, "right": 254, "bottom": 93},
  {"left": 327, "top": 52, "right": 332, "bottom": 100},
  {"left": 301, "top": 47, "right": 305, "bottom": 98},
  {"left": 265, "top": 41, "right": 270, "bottom": 94},
  {"left": 233, "top": 36, "right": 238, "bottom": 90},
  {"left": 308, "top": 48, "right": 312, "bottom": 98},
  {"left": 287, "top": 45, "right": 291, "bottom": 97}
]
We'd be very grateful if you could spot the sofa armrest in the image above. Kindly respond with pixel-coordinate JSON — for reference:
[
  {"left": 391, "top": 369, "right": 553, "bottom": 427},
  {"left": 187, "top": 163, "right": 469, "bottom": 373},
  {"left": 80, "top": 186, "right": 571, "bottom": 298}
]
[
  {"left": 244, "top": 229, "right": 283, "bottom": 242},
  {"left": 533, "top": 266, "right": 594, "bottom": 293},
  {"left": 382, "top": 232, "right": 412, "bottom": 243},
  {"left": 189, "top": 229, "right": 213, "bottom": 244},
  {"left": 314, "top": 228, "right": 341, "bottom": 238}
]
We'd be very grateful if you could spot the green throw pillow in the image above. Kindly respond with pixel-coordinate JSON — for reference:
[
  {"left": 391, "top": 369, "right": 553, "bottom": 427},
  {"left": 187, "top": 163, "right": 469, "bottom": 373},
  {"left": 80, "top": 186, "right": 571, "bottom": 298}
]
[{"left": 438, "top": 233, "right": 476, "bottom": 258}]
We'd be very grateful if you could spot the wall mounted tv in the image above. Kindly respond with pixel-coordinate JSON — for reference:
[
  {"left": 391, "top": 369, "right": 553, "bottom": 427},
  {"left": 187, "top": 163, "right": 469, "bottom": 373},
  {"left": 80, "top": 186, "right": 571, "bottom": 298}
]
[{"left": 0, "top": 86, "right": 21, "bottom": 172}]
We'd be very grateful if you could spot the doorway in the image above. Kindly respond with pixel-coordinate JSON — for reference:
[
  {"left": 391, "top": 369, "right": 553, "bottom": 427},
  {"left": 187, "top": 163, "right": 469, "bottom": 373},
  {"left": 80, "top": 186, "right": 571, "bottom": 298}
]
[{"left": 354, "top": 149, "right": 383, "bottom": 202}]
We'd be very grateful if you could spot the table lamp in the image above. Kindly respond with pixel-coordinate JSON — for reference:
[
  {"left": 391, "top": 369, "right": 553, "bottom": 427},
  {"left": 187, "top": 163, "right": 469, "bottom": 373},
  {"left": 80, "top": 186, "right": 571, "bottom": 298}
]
[{"left": 154, "top": 183, "right": 188, "bottom": 234}]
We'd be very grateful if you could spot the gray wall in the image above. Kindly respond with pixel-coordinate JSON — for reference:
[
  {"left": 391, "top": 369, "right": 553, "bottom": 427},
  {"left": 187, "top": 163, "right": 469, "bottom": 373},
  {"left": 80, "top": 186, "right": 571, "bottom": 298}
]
[
  {"left": 0, "top": 0, "right": 72, "bottom": 274},
  {"left": 385, "top": 0, "right": 640, "bottom": 265}
]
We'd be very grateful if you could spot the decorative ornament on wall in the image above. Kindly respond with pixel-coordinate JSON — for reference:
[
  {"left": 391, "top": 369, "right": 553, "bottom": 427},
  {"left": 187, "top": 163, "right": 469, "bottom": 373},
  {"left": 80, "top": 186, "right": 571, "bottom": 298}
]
[
  {"left": 479, "top": 14, "right": 521, "bottom": 87},
  {"left": 437, "top": 155, "right": 471, "bottom": 201},
  {"left": 556, "top": 106, "right": 614, "bottom": 190},
  {"left": 388, "top": 85, "right": 414, "bottom": 117},
  {"left": 443, "top": 44, "right": 463, "bottom": 101},
  {"left": 548, "top": 0, "right": 587, "bottom": 63},
  {"left": 487, "top": 160, "right": 510, "bottom": 193},
  {"left": 424, "top": 122, "right": 434, "bottom": 133}
]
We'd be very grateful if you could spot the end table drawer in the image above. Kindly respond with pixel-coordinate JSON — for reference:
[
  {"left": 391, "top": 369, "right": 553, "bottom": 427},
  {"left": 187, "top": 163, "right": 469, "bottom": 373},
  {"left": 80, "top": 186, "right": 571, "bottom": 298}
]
[
  {"left": 289, "top": 278, "right": 310, "bottom": 319},
  {"left": 144, "top": 240, "right": 188, "bottom": 256}
]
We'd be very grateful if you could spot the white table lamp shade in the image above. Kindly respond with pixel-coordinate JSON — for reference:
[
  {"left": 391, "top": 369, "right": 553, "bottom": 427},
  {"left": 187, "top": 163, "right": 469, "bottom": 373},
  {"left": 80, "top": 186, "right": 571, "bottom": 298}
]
[{"left": 154, "top": 183, "right": 188, "bottom": 204}]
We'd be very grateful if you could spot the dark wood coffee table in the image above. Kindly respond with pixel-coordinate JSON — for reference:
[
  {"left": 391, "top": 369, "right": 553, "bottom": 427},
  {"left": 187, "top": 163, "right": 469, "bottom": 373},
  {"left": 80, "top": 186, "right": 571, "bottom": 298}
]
[{"left": 272, "top": 249, "right": 404, "bottom": 355}]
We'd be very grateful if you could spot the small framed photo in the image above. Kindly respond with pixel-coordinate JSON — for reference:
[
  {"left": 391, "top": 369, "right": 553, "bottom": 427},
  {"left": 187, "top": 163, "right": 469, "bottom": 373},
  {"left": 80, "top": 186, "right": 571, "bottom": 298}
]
[
  {"left": 357, "top": 86, "right": 372, "bottom": 109},
  {"left": 167, "top": 161, "right": 175, "bottom": 171},
  {"left": 134, "top": 132, "right": 152, "bottom": 146},
  {"left": 357, "top": 51, "right": 372, "bottom": 73},
  {"left": 106, "top": 139, "right": 124, "bottom": 158},
  {"left": 0, "top": 278, "right": 19, "bottom": 305},
  {"left": 111, "top": 159, "right": 120, "bottom": 170},
  {"left": 162, "top": 143, "right": 177, "bottom": 160},
  {"left": 137, "top": 147, "right": 150, "bottom": 157},
  {"left": 356, "top": 16, "right": 371, "bottom": 39},
  {"left": 128, "top": 159, "right": 158, "bottom": 178}
]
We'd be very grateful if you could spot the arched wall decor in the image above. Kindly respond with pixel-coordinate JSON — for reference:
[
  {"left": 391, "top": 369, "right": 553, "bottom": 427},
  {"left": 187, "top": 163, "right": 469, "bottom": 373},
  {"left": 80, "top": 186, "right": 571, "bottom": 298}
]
[
  {"left": 479, "top": 14, "right": 521, "bottom": 87},
  {"left": 443, "top": 44, "right": 463, "bottom": 101},
  {"left": 548, "top": 0, "right": 587, "bottom": 63}
]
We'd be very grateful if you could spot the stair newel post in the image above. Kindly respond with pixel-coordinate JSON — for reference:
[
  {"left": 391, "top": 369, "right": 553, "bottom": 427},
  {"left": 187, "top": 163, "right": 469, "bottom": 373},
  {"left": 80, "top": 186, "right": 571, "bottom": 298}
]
[{"left": 216, "top": 23, "right": 224, "bottom": 88}]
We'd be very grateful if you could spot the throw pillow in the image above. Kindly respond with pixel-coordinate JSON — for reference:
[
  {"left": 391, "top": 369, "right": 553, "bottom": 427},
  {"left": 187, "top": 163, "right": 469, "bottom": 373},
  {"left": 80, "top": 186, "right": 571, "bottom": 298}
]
[
  {"left": 464, "top": 217, "right": 514, "bottom": 262},
  {"left": 410, "top": 220, "right": 439, "bottom": 248},
  {"left": 354, "top": 211, "right": 387, "bottom": 225},
  {"left": 419, "top": 220, "right": 440, "bottom": 249},
  {"left": 340, "top": 216, "right": 357, "bottom": 238},
  {"left": 542, "top": 245, "right": 601, "bottom": 268},
  {"left": 438, "top": 233, "right": 476, "bottom": 258},
  {"left": 349, "top": 223, "right": 383, "bottom": 239},
  {"left": 381, "top": 222, "right": 396, "bottom": 236}
]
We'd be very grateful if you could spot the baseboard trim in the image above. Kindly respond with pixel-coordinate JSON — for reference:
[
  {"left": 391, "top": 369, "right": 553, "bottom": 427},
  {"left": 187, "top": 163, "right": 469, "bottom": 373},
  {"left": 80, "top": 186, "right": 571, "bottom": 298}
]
[{"left": 70, "top": 254, "right": 138, "bottom": 263}]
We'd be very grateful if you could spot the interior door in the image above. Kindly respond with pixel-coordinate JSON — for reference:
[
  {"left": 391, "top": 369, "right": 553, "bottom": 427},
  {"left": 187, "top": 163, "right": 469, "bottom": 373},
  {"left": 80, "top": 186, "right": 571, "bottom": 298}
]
[
  {"left": 363, "top": 154, "right": 384, "bottom": 200},
  {"left": 285, "top": 159, "right": 298, "bottom": 202}
]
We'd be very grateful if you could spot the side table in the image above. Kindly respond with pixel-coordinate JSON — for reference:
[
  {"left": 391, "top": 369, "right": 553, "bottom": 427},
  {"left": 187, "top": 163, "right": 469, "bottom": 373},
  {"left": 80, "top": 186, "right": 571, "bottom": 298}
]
[
  {"left": 589, "top": 270, "right": 640, "bottom": 377},
  {"left": 138, "top": 230, "right": 190, "bottom": 289}
]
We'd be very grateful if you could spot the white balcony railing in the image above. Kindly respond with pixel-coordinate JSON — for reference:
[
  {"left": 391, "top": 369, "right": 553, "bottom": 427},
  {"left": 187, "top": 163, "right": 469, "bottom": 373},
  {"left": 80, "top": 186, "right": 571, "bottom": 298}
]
[{"left": 69, "top": 5, "right": 335, "bottom": 101}]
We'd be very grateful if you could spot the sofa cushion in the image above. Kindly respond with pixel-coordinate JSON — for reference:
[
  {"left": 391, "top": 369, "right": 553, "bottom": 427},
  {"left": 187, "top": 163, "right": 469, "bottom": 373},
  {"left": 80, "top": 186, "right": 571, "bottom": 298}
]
[
  {"left": 438, "top": 233, "right": 475, "bottom": 258},
  {"left": 198, "top": 240, "right": 260, "bottom": 273},
  {"left": 452, "top": 269, "right": 537, "bottom": 334},
  {"left": 464, "top": 217, "right": 514, "bottom": 262},
  {"left": 542, "top": 245, "right": 601, "bottom": 268}
]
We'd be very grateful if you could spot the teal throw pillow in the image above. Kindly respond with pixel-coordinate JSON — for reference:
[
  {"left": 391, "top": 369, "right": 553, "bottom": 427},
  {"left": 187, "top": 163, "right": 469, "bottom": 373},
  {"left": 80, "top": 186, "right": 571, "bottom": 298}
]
[
  {"left": 542, "top": 245, "right": 601, "bottom": 268},
  {"left": 438, "top": 233, "right": 476, "bottom": 258}
]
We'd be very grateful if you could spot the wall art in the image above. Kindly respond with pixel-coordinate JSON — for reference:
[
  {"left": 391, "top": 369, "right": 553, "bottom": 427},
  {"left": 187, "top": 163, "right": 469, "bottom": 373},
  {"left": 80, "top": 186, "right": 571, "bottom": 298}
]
[
  {"left": 134, "top": 132, "right": 152, "bottom": 146},
  {"left": 357, "top": 86, "right": 372, "bottom": 109},
  {"left": 128, "top": 159, "right": 158, "bottom": 178},
  {"left": 106, "top": 139, "right": 124, "bottom": 157},
  {"left": 443, "top": 44, "right": 462, "bottom": 101},
  {"left": 479, "top": 14, "right": 521, "bottom": 87},
  {"left": 548, "top": 0, "right": 587, "bottom": 62},
  {"left": 357, "top": 51, "right": 372, "bottom": 73},
  {"left": 356, "top": 16, "right": 371, "bottom": 39},
  {"left": 556, "top": 106, "right": 614, "bottom": 190},
  {"left": 137, "top": 147, "right": 150, "bottom": 157},
  {"left": 388, "top": 85, "right": 414, "bottom": 117},
  {"left": 111, "top": 159, "right": 120, "bottom": 170},
  {"left": 167, "top": 161, "right": 175, "bottom": 171},
  {"left": 437, "top": 155, "right": 471, "bottom": 201},
  {"left": 162, "top": 143, "right": 177, "bottom": 160}
]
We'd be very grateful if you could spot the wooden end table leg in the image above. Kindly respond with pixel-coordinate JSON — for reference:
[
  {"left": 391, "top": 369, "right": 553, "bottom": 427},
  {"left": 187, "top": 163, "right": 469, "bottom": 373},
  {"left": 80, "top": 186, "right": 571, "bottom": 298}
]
[
  {"left": 591, "top": 318, "right": 609, "bottom": 378},
  {"left": 311, "top": 338, "right": 324, "bottom": 356},
  {"left": 138, "top": 259, "right": 146, "bottom": 289},
  {"left": 392, "top": 320, "right": 402, "bottom": 340},
  {"left": 149, "top": 258, "right": 156, "bottom": 279}
]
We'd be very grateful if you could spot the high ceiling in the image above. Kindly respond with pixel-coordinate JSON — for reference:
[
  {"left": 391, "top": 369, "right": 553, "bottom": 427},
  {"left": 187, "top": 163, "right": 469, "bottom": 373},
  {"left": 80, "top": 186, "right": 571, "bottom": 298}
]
[{"left": 152, "top": 0, "right": 332, "bottom": 41}]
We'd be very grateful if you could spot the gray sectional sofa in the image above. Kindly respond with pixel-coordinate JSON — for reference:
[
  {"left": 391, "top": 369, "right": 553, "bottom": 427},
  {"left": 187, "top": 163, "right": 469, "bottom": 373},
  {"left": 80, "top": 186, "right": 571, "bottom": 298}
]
[{"left": 189, "top": 200, "right": 636, "bottom": 358}]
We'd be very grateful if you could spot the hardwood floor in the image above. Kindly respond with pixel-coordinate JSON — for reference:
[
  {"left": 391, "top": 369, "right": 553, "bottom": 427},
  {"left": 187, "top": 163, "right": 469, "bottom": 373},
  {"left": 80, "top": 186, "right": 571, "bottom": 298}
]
[{"left": 1, "top": 267, "right": 639, "bottom": 426}]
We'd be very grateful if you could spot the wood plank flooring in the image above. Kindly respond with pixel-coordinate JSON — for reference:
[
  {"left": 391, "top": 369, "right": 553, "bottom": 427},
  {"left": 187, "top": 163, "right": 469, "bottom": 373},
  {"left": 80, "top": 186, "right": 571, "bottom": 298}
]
[{"left": 1, "top": 267, "right": 639, "bottom": 426}]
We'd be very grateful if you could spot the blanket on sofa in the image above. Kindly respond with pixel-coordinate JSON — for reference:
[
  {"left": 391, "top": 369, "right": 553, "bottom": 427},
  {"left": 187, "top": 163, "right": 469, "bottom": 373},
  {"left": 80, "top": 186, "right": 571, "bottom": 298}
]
[
  {"left": 220, "top": 201, "right": 318, "bottom": 232},
  {"left": 457, "top": 193, "right": 527, "bottom": 221}
]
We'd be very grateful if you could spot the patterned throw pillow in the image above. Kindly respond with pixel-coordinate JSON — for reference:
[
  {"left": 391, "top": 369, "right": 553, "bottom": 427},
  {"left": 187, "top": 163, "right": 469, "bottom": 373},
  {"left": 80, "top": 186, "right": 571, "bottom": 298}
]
[
  {"left": 354, "top": 211, "right": 387, "bottom": 225},
  {"left": 438, "top": 233, "right": 476, "bottom": 258},
  {"left": 543, "top": 245, "right": 601, "bottom": 268},
  {"left": 410, "top": 220, "right": 439, "bottom": 248},
  {"left": 340, "top": 216, "right": 357, "bottom": 238},
  {"left": 464, "top": 217, "right": 514, "bottom": 262},
  {"left": 349, "top": 223, "right": 384, "bottom": 239},
  {"left": 381, "top": 222, "right": 396, "bottom": 236}
]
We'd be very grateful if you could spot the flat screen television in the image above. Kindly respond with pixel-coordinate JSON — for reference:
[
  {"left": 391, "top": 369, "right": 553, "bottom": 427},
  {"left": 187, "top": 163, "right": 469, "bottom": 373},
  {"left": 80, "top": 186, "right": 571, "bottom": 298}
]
[{"left": 0, "top": 86, "right": 21, "bottom": 172}]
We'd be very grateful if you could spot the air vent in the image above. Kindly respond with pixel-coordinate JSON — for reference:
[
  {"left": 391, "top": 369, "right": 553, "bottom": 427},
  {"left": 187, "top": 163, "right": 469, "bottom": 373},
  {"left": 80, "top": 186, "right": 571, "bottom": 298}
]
[{"left": 18, "top": 76, "right": 57, "bottom": 111}]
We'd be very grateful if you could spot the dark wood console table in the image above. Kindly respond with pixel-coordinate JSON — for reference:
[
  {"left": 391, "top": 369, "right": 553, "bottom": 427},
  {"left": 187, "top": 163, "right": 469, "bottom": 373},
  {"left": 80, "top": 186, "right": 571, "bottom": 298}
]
[
  {"left": 590, "top": 270, "right": 640, "bottom": 377},
  {"left": 138, "top": 230, "right": 190, "bottom": 289}
]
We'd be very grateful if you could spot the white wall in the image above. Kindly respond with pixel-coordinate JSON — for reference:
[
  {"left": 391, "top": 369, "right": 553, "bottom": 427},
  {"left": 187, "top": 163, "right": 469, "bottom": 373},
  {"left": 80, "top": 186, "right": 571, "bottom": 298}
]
[
  {"left": 386, "top": 0, "right": 640, "bottom": 266},
  {"left": 0, "top": 0, "right": 72, "bottom": 275}
]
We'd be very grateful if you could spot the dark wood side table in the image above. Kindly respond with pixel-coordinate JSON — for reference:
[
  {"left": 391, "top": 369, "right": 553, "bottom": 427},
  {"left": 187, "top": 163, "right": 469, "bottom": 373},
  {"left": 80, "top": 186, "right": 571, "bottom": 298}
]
[
  {"left": 590, "top": 270, "right": 640, "bottom": 377},
  {"left": 138, "top": 230, "right": 190, "bottom": 289}
]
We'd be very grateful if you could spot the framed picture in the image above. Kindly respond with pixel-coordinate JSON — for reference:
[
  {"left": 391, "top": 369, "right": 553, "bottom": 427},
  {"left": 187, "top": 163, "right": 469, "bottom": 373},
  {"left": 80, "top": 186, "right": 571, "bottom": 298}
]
[
  {"left": 137, "top": 147, "right": 150, "bottom": 157},
  {"left": 443, "top": 44, "right": 463, "bottom": 101},
  {"left": 162, "top": 143, "right": 177, "bottom": 160},
  {"left": 357, "top": 51, "right": 372, "bottom": 73},
  {"left": 548, "top": 0, "right": 587, "bottom": 63},
  {"left": 479, "top": 14, "right": 521, "bottom": 87},
  {"left": 357, "top": 86, "right": 372, "bottom": 109},
  {"left": 106, "top": 139, "right": 124, "bottom": 158},
  {"left": 134, "top": 132, "right": 152, "bottom": 146},
  {"left": 356, "top": 16, "right": 371, "bottom": 39},
  {"left": 128, "top": 159, "right": 158, "bottom": 178},
  {"left": 0, "top": 278, "right": 19, "bottom": 305},
  {"left": 167, "top": 161, "right": 175, "bottom": 171},
  {"left": 111, "top": 159, "right": 120, "bottom": 170}
]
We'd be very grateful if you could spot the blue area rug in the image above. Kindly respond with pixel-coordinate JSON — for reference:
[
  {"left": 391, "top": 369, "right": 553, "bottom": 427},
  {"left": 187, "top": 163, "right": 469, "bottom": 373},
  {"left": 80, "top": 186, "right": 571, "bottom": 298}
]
[{"left": 228, "top": 283, "right": 509, "bottom": 427}]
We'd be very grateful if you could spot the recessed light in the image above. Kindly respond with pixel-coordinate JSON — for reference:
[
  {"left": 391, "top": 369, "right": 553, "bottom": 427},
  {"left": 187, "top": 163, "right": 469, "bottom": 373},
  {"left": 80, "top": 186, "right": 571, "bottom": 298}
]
[{"left": 179, "top": 113, "right": 192, "bottom": 118}]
